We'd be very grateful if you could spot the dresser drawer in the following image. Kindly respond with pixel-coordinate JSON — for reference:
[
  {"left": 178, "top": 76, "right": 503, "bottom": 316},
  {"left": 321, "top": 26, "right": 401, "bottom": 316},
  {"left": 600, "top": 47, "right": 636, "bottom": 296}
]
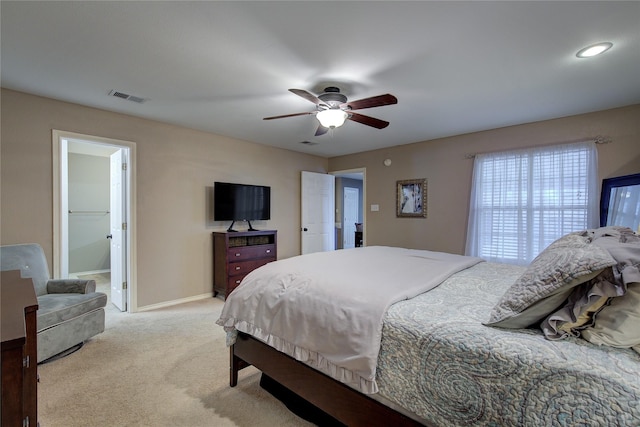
[
  {"left": 227, "top": 274, "right": 247, "bottom": 293},
  {"left": 227, "top": 244, "right": 276, "bottom": 261},
  {"left": 228, "top": 258, "right": 274, "bottom": 277},
  {"left": 227, "top": 258, "right": 275, "bottom": 293}
]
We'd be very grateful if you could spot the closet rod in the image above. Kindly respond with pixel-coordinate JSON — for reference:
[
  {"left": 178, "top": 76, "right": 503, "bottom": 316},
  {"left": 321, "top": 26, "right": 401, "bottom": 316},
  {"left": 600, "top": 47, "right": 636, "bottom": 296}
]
[{"left": 68, "top": 210, "right": 110, "bottom": 214}]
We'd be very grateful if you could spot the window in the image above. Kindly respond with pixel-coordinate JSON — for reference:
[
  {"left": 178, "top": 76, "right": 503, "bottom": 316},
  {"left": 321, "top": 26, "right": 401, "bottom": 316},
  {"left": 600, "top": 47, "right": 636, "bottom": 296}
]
[{"left": 465, "top": 141, "right": 598, "bottom": 265}]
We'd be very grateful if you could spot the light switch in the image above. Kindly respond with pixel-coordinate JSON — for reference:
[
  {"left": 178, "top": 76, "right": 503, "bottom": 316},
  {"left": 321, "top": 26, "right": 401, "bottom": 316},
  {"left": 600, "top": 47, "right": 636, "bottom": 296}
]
[{"left": 371, "top": 204, "right": 380, "bottom": 212}]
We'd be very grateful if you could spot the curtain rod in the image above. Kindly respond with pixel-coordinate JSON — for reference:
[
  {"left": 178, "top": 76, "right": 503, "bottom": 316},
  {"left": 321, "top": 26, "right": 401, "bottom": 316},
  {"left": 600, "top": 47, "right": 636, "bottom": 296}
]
[{"left": 464, "top": 136, "right": 612, "bottom": 159}]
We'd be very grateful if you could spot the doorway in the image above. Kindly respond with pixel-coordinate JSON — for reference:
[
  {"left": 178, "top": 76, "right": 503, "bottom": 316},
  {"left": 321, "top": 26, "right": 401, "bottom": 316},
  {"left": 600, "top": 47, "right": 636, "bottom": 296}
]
[
  {"left": 52, "top": 130, "right": 137, "bottom": 312},
  {"left": 330, "top": 169, "right": 365, "bottom": 249}
]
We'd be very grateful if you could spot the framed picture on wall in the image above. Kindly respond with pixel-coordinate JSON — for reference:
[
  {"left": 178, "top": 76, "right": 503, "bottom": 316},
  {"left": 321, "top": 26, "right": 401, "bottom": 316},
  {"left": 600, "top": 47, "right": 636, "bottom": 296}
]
[{"left": 396, "top": 178, "right": 427, "bottom": 218}]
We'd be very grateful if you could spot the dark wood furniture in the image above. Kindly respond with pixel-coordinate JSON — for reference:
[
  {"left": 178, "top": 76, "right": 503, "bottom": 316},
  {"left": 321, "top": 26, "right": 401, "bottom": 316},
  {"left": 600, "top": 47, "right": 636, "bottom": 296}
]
[
  {"left": 230, "top": 332, "right": 428, "bottom": 427},
  {"left": 1, "top": 270, "right": 38, "bottom": 427},
  {"left": 213, "top": 230, "right": 277, "bottom": 297},
  {"left": 355, "top": 231, "right": 363, "bottom": 247}
]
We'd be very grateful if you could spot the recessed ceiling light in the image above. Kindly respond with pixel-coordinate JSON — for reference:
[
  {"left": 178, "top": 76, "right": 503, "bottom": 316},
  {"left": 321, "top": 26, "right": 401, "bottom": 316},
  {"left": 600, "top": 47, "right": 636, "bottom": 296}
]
[{"left": 576, "top": 42, "right": 613, "bottom": 58}]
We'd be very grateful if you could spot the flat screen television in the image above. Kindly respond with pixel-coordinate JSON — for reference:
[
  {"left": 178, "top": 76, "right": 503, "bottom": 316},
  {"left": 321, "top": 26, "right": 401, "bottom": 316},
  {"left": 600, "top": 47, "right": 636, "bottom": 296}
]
[{"left": 214, "top": 181, "right": 271, "bottom": 232}]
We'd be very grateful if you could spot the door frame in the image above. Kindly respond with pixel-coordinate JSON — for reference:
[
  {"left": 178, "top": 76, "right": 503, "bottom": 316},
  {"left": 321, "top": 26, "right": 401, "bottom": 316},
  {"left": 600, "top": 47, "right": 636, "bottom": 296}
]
[
  {"left": 330, "top": 168, "right": 366, "bottom": 247},
  {"left": 52, "top": 130, "right": 138, "bottom": 312}
]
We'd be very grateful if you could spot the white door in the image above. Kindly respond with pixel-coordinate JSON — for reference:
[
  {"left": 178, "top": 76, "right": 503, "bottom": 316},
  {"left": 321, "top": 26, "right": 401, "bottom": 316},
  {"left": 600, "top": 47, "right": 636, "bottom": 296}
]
[
  {"left": 110, "top": 149, "right": 127, "bottom": 311},
  {"left": 343, "top": 187, "right": 359, "bottom": 249},
  {"left": 301, "top": 171, "right": 335, "bottom": 254}
]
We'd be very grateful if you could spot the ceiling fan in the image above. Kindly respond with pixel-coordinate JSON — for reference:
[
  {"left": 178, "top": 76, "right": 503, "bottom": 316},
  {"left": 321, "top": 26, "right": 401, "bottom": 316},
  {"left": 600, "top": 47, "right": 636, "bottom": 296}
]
[{"left": 263, "top": 87, "right": 398, "bottom": 136}]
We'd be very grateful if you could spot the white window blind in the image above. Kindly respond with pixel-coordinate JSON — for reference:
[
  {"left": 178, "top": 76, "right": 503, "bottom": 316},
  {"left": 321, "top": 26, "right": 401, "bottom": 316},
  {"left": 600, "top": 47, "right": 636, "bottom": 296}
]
[{"left": 465, "top": 141, "right": 598, "bottom": 265}]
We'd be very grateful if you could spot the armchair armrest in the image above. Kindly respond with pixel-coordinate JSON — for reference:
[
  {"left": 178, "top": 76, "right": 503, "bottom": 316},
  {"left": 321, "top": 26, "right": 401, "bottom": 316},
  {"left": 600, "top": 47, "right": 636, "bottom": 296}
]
[{"left": 47, "top": 279, "right": 97, "bottom": 294}]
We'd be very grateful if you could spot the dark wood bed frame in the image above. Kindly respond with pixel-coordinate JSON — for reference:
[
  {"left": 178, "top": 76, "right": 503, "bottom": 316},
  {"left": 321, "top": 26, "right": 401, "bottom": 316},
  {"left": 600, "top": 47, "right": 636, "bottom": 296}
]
[{"left": 230, "top": 332, "right": 429, "bottom": 427}]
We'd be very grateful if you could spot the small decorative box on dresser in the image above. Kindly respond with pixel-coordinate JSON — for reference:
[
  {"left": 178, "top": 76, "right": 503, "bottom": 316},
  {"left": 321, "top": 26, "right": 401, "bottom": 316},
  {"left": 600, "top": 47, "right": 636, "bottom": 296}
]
[{"left": 213, "top": 230, "right": 277, "bottom": 297}]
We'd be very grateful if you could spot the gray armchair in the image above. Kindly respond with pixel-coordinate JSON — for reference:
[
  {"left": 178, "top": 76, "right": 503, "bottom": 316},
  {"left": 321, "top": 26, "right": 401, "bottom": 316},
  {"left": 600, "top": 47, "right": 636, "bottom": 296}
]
[{"left": 1, "top": 243, "right": 107, "bottom": 362}]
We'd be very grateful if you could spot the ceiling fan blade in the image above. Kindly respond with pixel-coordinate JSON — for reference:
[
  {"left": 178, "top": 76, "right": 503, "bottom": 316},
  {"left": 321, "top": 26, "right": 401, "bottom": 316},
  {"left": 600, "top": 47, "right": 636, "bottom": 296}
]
[
  {"left": 263, "top": 111, "right": 315, "bottom": 120},
  {"left": 343, "top": 94, "right": 398, "bottom": 111},
  {"left": 289, "top": 89, "right": 328, "bottom": 106},
  {"left": 347, "top": 112, "right": 390, "bottom": 129},
  {"left": 315, "top": 125, "right": 329, "bottom": 136}
]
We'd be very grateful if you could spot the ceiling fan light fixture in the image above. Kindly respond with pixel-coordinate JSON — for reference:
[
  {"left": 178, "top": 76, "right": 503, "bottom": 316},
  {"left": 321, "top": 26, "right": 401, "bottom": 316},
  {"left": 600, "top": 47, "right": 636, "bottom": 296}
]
[
  {"left": 576, "top": 42, "right": 613, "bottom": 58},
  {"left": 316, "top": 109, "right": 348, "bottom": 128}
]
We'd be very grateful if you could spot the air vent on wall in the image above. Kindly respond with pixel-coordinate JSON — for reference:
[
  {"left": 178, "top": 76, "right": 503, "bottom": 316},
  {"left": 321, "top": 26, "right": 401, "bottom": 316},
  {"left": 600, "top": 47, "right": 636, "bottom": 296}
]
[{"left": 108, "top": 90, "right": 147, "bottom": 104}]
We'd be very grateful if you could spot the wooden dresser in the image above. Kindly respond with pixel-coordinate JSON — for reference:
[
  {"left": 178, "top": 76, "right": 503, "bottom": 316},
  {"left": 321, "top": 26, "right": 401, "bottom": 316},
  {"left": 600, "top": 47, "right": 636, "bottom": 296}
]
[
  {"left": 213, "top": 230, "right": 277, "bottom": 297},
  {"left": 1, "top": 270, "right": 38, "bottom": 427}
]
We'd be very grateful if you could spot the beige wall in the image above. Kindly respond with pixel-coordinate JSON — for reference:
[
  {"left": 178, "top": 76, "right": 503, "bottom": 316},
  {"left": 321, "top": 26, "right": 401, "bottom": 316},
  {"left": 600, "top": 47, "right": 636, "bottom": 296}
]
[
  {"left": 1, "top": 89, "right": 328, "bottom": 308},
  {"left": 3, "top": 88, "right": 638, "bottom": 307},
  {"left": 329, "top": 104, "right": 640, "bottom": 255}
]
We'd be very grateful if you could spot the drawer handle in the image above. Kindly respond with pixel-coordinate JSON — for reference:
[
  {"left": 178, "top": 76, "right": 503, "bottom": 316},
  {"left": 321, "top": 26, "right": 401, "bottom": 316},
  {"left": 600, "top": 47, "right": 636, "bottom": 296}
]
[
  {"left": 265, "top": 249, "right": 271, "bottom": 253},
  {"left": 235, "top": 253, "right": 241, "bottom": 257},
  {"left": 235, "top": 266, "right": 241, "bottom": 270}
]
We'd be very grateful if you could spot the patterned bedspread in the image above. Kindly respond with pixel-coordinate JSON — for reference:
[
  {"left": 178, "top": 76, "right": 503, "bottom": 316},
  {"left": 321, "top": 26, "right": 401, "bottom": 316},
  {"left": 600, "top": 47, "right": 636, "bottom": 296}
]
[{"left": 377, "top": 262, "right": 640, "bottom": 426}]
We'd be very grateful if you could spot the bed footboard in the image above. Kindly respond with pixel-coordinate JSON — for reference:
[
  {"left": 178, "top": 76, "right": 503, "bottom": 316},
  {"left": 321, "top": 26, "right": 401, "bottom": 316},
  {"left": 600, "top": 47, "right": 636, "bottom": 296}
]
[{"left": 231, "top": 332, "right": 427, "bottom": 427}]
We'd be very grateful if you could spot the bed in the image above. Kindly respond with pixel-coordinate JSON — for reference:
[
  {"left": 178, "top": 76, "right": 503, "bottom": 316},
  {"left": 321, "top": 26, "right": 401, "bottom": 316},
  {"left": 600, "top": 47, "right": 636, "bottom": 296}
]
[{"left": 217, "top": 227, "right": 640, "bottom": 426}]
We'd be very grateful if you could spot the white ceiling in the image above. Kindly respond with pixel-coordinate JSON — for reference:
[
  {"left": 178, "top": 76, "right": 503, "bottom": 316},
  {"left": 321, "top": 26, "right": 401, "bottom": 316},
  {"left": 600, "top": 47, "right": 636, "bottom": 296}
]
[{"left": 2, "top": 1, "right": 639, "bottom": 158}]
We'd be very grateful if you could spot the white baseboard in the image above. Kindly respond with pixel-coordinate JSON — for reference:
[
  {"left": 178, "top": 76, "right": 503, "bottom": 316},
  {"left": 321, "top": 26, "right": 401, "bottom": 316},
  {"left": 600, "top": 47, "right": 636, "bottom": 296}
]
[{"left": 136, "top": 292, "right": 214, "bottom": 312}]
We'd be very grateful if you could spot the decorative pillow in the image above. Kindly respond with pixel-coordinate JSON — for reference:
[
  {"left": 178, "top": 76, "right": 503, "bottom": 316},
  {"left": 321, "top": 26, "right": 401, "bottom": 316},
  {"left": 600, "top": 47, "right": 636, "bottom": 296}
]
[
  {"left": 486, "top": 232, "right": 617, "bottom": 329},
  {"left": 591, "top": 227, "right": 640, "bottom": 287},
  {"left": 581, "top": 282, "right": 640, "bottom": 349},
  {"left": 540, "top": 268, "right": 622, "bottom": 340},
  {"left": 558, "top": 297, "right": 608, "bottom": 332}
]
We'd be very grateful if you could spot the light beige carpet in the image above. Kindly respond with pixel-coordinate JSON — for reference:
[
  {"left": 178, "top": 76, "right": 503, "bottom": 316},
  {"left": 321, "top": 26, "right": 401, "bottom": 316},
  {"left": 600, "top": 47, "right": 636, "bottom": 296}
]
[{"left": 37, "top": 274, "right": 314, "bottom": 427}]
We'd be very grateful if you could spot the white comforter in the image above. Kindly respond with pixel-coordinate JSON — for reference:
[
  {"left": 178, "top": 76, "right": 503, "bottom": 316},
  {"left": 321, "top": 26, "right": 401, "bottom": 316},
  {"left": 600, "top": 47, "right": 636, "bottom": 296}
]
[{"left": 216, "top": 246, "right": 483, "bottom": 393}]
